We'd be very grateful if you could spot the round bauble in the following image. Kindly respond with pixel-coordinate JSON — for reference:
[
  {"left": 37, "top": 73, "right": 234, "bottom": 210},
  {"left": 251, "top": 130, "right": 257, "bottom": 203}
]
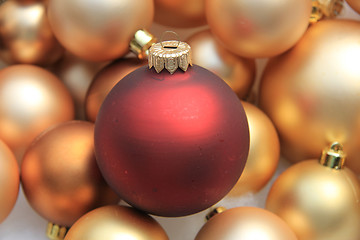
[
  {"left": 195, "top": 207, "right": 297, "bottom": 240},
  {"left": 0, "top": 140, "right": 19, "bottom": 223},
  {"left": 205, "top": 0, "right": 312, "bottom": 58},
  {"left": 0, "top": 0, "right": 63, "bottom": 65},
  {"left": 85, "top": 58, "right": 146, "bottom": 122},
  {"left": 259, "top": 19, "right": 360, "bottom": 173},
  {"left": 95, "top": 64, "right": 249, "bottom": 217},
  {"left": 0, "top": 64, "right": 74, "bottom": 159},
  {"left": 48, "top": 0, "right": 154, "bottom": 61},
  {"left": 187, "top": 30, "right": 255, "bottom": 99},
  {"left": 346, "top": 0, "right": 360, "bottom": 14},
  {"left": 21, "top": 121, "right": 119, "bottom": 227}
]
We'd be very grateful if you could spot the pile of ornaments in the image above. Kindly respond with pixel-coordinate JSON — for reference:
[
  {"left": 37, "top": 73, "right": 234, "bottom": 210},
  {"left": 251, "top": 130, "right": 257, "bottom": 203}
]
[{"left": 0, "top": 0, "right": 360, "bottom": 240}]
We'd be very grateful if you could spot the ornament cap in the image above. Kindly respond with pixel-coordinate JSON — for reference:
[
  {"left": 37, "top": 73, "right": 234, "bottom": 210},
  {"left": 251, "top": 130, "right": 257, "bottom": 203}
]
[
  {"left": 130, "top": 29, "right": 157, "bottom": 60},
  {"left": 319, "top": 142, "right": 346, "bottom": 170},
  {"left": 46, "top": 222, "right": 68, "bottom": 240},
  {"left": 206, "top": 207, "right": 227, "bottom": 221},
  {"left": 310, "top": 0, "right": 344, "bottom": 23}
]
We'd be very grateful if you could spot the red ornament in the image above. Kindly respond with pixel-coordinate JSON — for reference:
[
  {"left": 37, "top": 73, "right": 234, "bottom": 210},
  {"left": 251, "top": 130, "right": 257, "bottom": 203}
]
[{"left": 94, "top": 40, "right": 249, "bottom": 217}]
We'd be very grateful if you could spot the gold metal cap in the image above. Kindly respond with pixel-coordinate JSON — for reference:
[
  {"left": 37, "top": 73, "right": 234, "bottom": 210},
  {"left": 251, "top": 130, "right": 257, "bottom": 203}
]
[
  {"left": 319, "top": 142, "right": 346, "bottom": 170},
  {"left": 310, "top": 0, "right": 343, "bottom": 23},
  {"left": 130, "top": 29, "right": 157, "bottom": 60},
  {"left": 46, "top": 222, "right": 68, "bottom": 240},
  {"left": 206, "top": 207, "right": 227, "bottom": 221}
]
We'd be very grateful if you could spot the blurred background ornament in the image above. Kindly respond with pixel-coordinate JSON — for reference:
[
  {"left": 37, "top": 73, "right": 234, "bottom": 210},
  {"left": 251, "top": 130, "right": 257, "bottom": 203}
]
[
  {"left": 266, "top": 143, "right": 360, "bottom": 240},
  {"left": 21, "top": 121, "right": 120, "bottom": 229},
  {"left": 187, "top": 30, "right": 255, "bottom": 99},
  {"left": 0, "top": 140, "right": 19, "bottom": 224},
  {"left": 0, "top": 0, "right": 64, "bottom": 66},
  {"left": 345, "top": 0, "right": 360, "bottom": 13},
  {"left": 0, "top": 64, "right": 74, "bottom": 161},
  {"left": 259, "top": 19, "right": 360, "bottom": 174},
  {"left": 195, "top": 207, "right": 297, "bottom": 240},
  {"left": 205, "top": 0, "right": 312, "bottom": 58},
  {"left": 47, "top": 0, "right": 154, "bottom": 61},
  {"left": 85, "top": 58, "right": 146, "bottom": 122},
  {"left": 65, "top": 205, "right": 169, "bottom": 240}
]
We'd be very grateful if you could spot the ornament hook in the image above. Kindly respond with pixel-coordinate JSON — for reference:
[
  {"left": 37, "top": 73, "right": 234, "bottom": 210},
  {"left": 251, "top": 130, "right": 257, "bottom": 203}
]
[
  {"left": 160, "top": 31, "right": 181, "bottom": 49},
  {"left": 319, "top": 142, "right": 346, "bottom": 170}
]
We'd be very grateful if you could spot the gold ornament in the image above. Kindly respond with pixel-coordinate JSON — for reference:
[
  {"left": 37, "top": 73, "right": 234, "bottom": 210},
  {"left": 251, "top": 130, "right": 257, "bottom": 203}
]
[
  {"left": 47, "top": 0, "right": 154, "bottom": 61},
  {"left": 0, "top": 0, "right": 64, "bottom": 66},
  {"left": 64, "top": 205, "right": 169, "bottom": 240},
  {"left": 196, "top": 207, "right": 297, "bottom": 240},
  {"left": 21, "top": 121, "right": 120, "bottom": 227},
  {"left": 205, "top": 0, "right": 312, "bottom": 58},
  {"left": 346, "top": 0, "right": 360, "bottom": 13},
  {"left": 0, "top": 64, "right": 74, "bottom": 160},
  {"left": 85, "top": 58, "right": 146, "bottom": 122},
  {"left": 187, "top": 30, "right": 255, "bottom": 99},
  {"left": 259, "top": 19, "right": 360, "bottom": 174},
  {"left": 0, "top": 140, "right": 19, "bottom": 223},
  {"left": 266, "top": 143, "right": 360, "bottom": 240},
  {"left": 227, "top": 101, "right": 279, "bottom": 197},
  {"left": 154, "top": 0, "right": 206, "bottom": 28}
]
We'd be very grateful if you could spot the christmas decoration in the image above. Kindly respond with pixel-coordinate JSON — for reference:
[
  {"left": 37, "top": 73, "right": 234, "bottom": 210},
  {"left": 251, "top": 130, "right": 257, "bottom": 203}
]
[
  {"left": 266, "top": 143, "right": 360, "bottom": 240},
  {"left": 47, "top": 0, "right": 154, "bottom": 61},
  {"left": 259, "top": 19, "right": 360, "bottom": 174},
  {"left": 21, "top": 121, "right": 120, "bottom": 229},
  {"left": 95, "top": 40, "right": 249, "bottom": 217},
  {"left": 0, "top": 64, "right": 74, "bottom": 160},
  {"left": 226, "top": 101, "right": 279, "bottom": 197},
  {"left": 346, "top": 0, "right": 360, "bottom": 14},
  {"left": 85, "top": 58, "right": 146, "bottom": 122},
  {"left": 310, "top": 0, "right": 344, "bottom": 22},
  {"left": 0, "top": 0, "right": 63, "bottom": 65},
  {"left": 195, "top": 207, "right": 297, "bottom": 240},
  {"left": 187, "top": 30, "right": 255, "bottom": 99},
  {"left": 205, "top": 0, "right": 312, "bottom": 58},
  {"left": 65, "top": 205, "right": 169, "bottom": 240},
  {"left": 0, "top": 140, "right": 19, "bottom": 223}
]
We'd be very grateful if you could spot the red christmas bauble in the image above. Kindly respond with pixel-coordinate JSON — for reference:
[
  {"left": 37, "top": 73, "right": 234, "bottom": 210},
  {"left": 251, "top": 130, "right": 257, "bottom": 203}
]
[{"left": 95, "top": 65, "right": 249, "bottom": 217}]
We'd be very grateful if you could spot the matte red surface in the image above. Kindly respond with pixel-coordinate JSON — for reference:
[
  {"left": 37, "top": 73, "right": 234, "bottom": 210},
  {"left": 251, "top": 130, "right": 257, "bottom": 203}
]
[{"left": 94, "top": 65, "right": 249, "bottom": 217}]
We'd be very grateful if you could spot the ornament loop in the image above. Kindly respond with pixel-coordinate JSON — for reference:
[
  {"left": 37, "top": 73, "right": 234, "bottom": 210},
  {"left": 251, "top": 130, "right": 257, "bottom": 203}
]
[
  {"left": 129, "top": 29, "right": 157, "bottom": 60},
  {"left": 310, "top": 0, "right": 344, "bottom": 23},
  {"left": 160, "top": 31, "right": 180, "bottom": 49},
  {"left": 319, "top": 142, "right": 346, "bottom": 170},
  {"left": 206, "top": 207, "right": 227, "bottom": 221},
  {"left": 46, "top": 222, "right": 68, "bottom": 240}
]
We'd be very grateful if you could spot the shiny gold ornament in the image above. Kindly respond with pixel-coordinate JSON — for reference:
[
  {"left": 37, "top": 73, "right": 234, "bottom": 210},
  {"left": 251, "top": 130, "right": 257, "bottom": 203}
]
[
  {"left": 346, "top": 0, "right": 360, "bottom": 13},
  {"left": 0, "top": 140, "right": 19, "bottom": 223},
  {"left": 259, "top": 19, "right": 360, "bottom": 174},
  {"left": 196, "top": 207, "right": 297, "bottom": 240},
  {"left": 21, "top": 121, "right": 120, "bottom": 227},
  {"left": 85, "top": 58, "right": 146, "bottom": 122},
  {"left": 227, "top": 101, "right": 279, "bottom": 197},
  {"left": 187, "top": 30, "right": 255, "bottom": 99},
  {"left": 48, "top": 0, "right": 154, "bottom": 61},
  {"left": 266, "top": 143, "right": 360, "bottom": 240},
  {"left": 0, "top": 64, "right": 74, "bottom": 160},
  {"left": 64, "top": 205, "right": 169, "bottom": 240},
  {"left": 0, "top": 0, "right": 64, "bottom": 66},
  {"left": 205, "top": 0, "right": 312, "bottom": 58},
  {"left": 154, "top": 0, "right": 206, "bottom": 28}
]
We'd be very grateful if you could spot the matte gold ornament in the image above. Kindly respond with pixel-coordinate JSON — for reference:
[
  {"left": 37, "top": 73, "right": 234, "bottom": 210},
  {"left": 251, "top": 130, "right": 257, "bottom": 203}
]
[
  {"left": 64, "top": 205, "right": 169, "bottom": 240},
  {"left": 187, "top": 30, "right": 255, "bottom": 99},
  {"left": 227, "top": 101, "right": 279, "bottom": 197},
  {"left": 0, "top": 0, "right": 64, "bottom": 66},
  {"left": 259, "top": 19, "right": 360, "bottom": 174},
  {"left": 0, "top": 140, "right": 19, "bottom": 223},
  {"left": 0, "top": 65, "right": 74, "bottom": 160},
  {"left": 346, "top": 0, "right": 360, "bottom": 13},
  {"left": 21, "top": 121, "right": 120, "bottom": 227},
  {"left": 196, "top": 207, "right": 297, "bottom": 240},
  {"left": 205, "top": 0, "right": 312, "bottom": 58},
  {"left": 48, "top": 0, "right": 154, "bottom": 61},
  {"left": 266, "top": 143, "right": 360, "bottom": 240}
]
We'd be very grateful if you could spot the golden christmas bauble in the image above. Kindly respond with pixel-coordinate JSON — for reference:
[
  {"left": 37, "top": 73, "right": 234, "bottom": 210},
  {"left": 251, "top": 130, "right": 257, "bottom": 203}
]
[
  {"left": 0, "top": 0, "right": 64, "bottom": 66},
  {"left": 0, "top": 140, "right": 19, "bottom": 223},
  {"left": 0, "top": 64, "right": 74, "bottom": 160},
  {"left": 48, "top": 0, "right": 154, "bottom": 61},
  {"left": 259, "top": 19, "right": 360, "bottom": 174},
  {"left": 227, "top": 101, "right": 279, "bottom": 197},
  {"left": 195, "top": 207, "right": 297, "bottom": 240},
  {"left": 154, "top": 0, "right": 206, "bottom": 28},
  {"left": 346, "top": 0, "right": 360, "bottom": 14},
  {"left": 187, "top": 30, "right": 255, "bottom": 99},
  {"left": 65, "top": 205, "right": 169, "bottom": 240},
  {"left": 205, "top": 0, "right": 312, "bottom": 58},
  {"left": 21, "top": 121, "right": 119, "bottom": 227},
  {"left": 266, "top": 144, "right": 360, "bottom": 240},
  {"left": 85, "top": 58, "right": 146, "bottom": 122}
]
